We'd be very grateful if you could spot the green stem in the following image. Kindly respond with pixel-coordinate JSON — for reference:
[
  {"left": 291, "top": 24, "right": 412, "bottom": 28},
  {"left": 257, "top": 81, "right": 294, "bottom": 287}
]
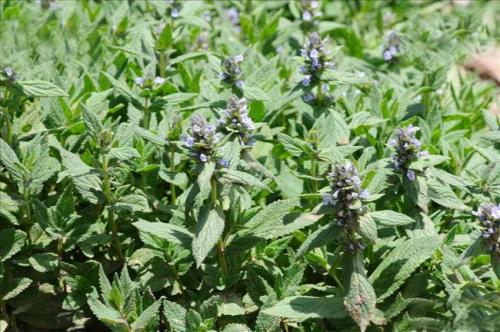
[
  {"left": 143, "top": 97, "right": 150, "bottom": 129},
  {"left": 211, "top": 176, "right": 228, "bottom": 281},
  {"left": 316, "top": 83, "right": 323, "bottom": 105},
  {"left": 170, "top": 146, "right": 177, "bottom": 205},
  {"left": 101, "top": 155, "right": 123, "bottom": 261},
  {"left": 159, "top": 52, "right": 166, "bottom": 78}
]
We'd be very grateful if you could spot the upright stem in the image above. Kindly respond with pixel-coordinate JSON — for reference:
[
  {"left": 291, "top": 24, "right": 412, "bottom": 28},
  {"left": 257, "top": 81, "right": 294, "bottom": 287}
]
[
  {"left": 143, "top": 97, "right": 150, "bottom": 129},
  {"left": 316, "top": 83, "right": 323, "bottom": 104},
  {"left": 211, "top": 176, "right": 228, "bottom": 281},
  {"left": 102, "top": 155, "right": 123, "bottom": 261},
  {"left": 159, "top": 52, "right": 166, "bottom": 78},
  {"left": 170, "top": 146, "right": 177, "bottom": 205}
]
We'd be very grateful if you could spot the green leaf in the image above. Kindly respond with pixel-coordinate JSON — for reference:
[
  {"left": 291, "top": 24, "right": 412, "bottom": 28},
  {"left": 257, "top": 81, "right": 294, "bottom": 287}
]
[
  {"left": 344, "top": 272, "right": 376, "bottom": 332},
  {"left": 87, "top": 294, "right": 129, "bottom": 331},
  {"left": 263, "top": 295, "right": 347, "bottom": 321},
  {"left": 243, "top": 86, "right": 269, "bottom": 101},
  {"left": 163, "top": 93, "right": 198, "bottom": 105},
  {"left": 220, "top": 169, "right": 270, "bottom": 191},
  {"left": 315, "top": 112, "right": 350, "bottom": 149},
  {"left": 296, "top": 223, "right": 336, "bottom": 258},
  {"left": 131, "top": 298, "right": 162, "bottom": 332},
  {"left": 59, "top": 149, "right": 103, "bottom": 204},
  {"left": 113, "top": 194, "right": 150, "bottom": 213},
  {"left": 192, "top": 208, "right": 225, "bottom": 267},
  {"left": 163, "top": 299, "right": 187, "bottom": 332},
  {"left": 81, "top": 107, "right": 102, "bottom": 139},
  {"left": 0, "top": 229, "right": 26, "bottom": 261},
  {"left": 370, "top": 210, "right": 415, "bottom": 227},
  {"left": 133, "top": 220, "right": 193, "bottom": 248},
  {"left": 369, "top": 236, "right": 441, "bottom": 301},
  {"left": 197, "top": 161, "right": 215, "bottom": 202},
  {"left": 358, "top": 214, "right": 377, "bottom": 243},
  {"left": 28, "top": 253, "right": 58, "bottom": 272},
  {"left": 108, "top": 147, "right": 140, "bottom": 161},
  {"left": 427, "top": 178, "right": 467, "bottom": 210},
  {"left": 1, "top": 277, "right": 32, "bottom": 301},
  {"left": 17, "top": 80, "right": 68, "bottom": 97},
  {"left": 222, "top": 324, "right": 252, "bottom": 332},
  {"left": 156, "top": 24, "right": 172, "bottom": 51},
  {"left": 0, "top": 192, "right": 19, "bottom": 225},
  {"left": 240, "top": 199, "right": 299, "bottom": 237},
  {"left": 277, "top": 133, "right": 314, "bottom": 157},
  {"left": 0, "top": 138, "right": 26, "bottom": 186}
]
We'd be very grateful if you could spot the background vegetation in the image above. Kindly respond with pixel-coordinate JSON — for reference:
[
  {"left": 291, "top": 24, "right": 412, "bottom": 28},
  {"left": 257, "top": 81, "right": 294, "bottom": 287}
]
[{"left": 0, "top": 0, "right": 499, "bottom": 331}]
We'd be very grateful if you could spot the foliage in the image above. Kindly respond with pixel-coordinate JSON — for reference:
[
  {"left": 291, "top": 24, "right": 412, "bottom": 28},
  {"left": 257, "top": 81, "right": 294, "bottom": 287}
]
[{"left": 0, "top": 0, "right": 499, "bottom": 331}]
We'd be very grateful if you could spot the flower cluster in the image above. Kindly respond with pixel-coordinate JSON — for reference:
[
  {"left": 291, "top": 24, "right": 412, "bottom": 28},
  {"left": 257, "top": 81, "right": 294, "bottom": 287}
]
[
  {"left": 300, "top": 0, "right": 322, "bottom": 22},
  {"left": 299, "top": 32, "right": 334, "bottom": 87},
  {"left": 473, "top": 203, "right": 500, "bottom": 254},
  {"left": 220, "top": 55, "right": 244, "bottom": 89},
  {"left": 166, "top": 0, "right": 181, "bottom": 18},
  {"left": 323, "top": 162, "right": 369, "bottom": 228},
  {"left": 134, "top": 75, "right": 165, "bottom": 88},
  {"left": 226, "top": 7, "right": 240, "bottom": 31},
  {"left": 218, "top": 96, "right": 255, "bottom": 145},
  {"left": 388, "top": 124, "right": 428, "bottom": 181},
  {"left": 182, "top": 115, "right": 222, "bottom": 164},
  {"left": 383, "top": 31, "right": 401, "bottom": 62},
  {"left": 1, "top": 67, "right": 16, "bottom": 84}
]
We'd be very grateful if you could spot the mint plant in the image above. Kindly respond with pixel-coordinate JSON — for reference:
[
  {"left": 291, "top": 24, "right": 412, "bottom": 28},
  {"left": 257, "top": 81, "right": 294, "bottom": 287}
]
[{"left": 0, "top": 1, "right": 499, "bottom": 331}]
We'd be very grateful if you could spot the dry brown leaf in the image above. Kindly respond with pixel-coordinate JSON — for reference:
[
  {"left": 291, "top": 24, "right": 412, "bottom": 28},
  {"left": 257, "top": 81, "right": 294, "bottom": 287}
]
[{"left": 464, "top": 48, "right": 500, "bottom": 85}]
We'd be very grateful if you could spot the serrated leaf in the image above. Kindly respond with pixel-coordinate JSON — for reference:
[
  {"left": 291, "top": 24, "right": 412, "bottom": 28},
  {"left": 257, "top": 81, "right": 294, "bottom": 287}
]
[
  {"left": 263, "top": 295, "right": 347, "bottom": 321},
  {"left": 0, "top": 138, "right": 26, "bottom": 186},
  {"left": 87, "top": 295, "right": 129, "bottom": 330},
  {"left": 81, "top": 107, "right": 102, "bottom": 139},
  {"left": 192, "top": 208, "right": 225, "bottom": 267},
  {"left": 1, "top": 277, "right": 32, "bottom": 301},
  {"left": 131, "top": 298, "right": 162, "bottom": 331},
  {"left": 133, "top": 220, "right": 193, "bottom": 248},
  {"left": 369, "top": 236, "right": 441, "bottom": 301},
  {"left": 296, "top": 223, "right": 336, "bottom": 258},
  {"left": 220, "top": 169, "right": 270, "bottom": 190},
  {"left": 427, "top": 178, "right": 467, "bottom": 210},
  {"left": 113, "top": 194, "right": 150, "bottom": 213},
  {"left": 370, "top": 210, "right": 415, "bottom": 227},
  {"left": 59, "top": 149, "right": 103, "bottom": 204},
  {"left": 28, "top": 253, "right": 58, "bottom": 272},
  {"left": 344, "top": 272, "right": 376, "bottom": 332},
  {"left": 17, "top": 80, "right": 68, "bottom": 97},
  {"left": 358, "top": 214, "right": 377, "bottom": 243},
  {"left": 222, "top": 324, "right": 252, "bottom": 332},
  {"left": 0, "top": 229, "right": 26, "bottom": 261},
  {"left": 163, "top": 299, "right": 187, "bottom": 332},
  {"left": 108, "top": 147, "right": 140, "bottom": 161}
]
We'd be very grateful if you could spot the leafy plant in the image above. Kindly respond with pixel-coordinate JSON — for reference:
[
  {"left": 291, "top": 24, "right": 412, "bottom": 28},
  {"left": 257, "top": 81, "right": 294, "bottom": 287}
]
[{"left": 0, "top": 0, "right": 499, "bottom": 331}]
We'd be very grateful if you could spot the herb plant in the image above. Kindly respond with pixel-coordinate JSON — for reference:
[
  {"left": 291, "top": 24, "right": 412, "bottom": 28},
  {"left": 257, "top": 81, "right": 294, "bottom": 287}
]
[{"left": 0, "top": 1, "right": 499, "bottom": 331}]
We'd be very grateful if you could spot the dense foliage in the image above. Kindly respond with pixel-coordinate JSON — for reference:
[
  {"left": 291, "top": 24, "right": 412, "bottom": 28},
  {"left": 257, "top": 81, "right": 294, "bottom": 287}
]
[{"left": 0, "top": 0, "right": 499, "bottom": 331}]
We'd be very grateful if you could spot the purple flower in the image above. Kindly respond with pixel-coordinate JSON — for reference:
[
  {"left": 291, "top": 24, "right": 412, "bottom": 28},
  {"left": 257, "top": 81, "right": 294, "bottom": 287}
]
[
  {"left": 406, "top": 169, "right": 416, "bottom": 181},
  {"left": 234, "top": 54, "right": 244, "bottom": 63},
  {"left": 302, "top": 75, "right": 311, "bottom": 86},
  {"left": 492, "top": 205, "right": 500, "bottom": 219},
  {"left": 383, "top": 49, "right": 393, "bottom": 61},
  {"left": 302, "top": 11, "right": 312, "bottom": 21},
  {"left": 135, "top": 77, "right": 145, "bottom": 87},
  {"left": 199, "top": 153, "right": 208, "bottom": 162},
  {"left": 235, "top": 80, "right": 244, "bottom": 90},
  {"left": 303, "top": 93, "right": 315, "bottom": 102},
  {"left": 154, "top": 76, "right": 165, "bottom": 84},
  {"left": 184, "top": 135, "right": 194, "bottom": 147},
  {"left": 4, "top": 67, "right": 13, "bottom": 77},
  {"left": 171, "top": 7, "right": 180, "bottom": 18}
]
